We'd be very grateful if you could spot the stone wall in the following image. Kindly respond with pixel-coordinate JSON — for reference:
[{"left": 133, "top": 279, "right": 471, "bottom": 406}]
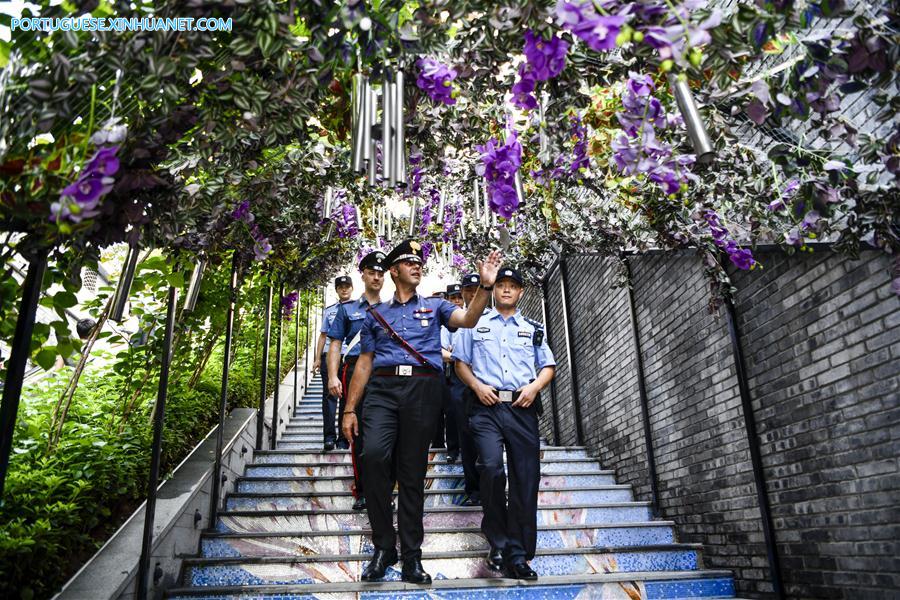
[{"left": 530, "top": 248, "right": 899, "bottom": 598}]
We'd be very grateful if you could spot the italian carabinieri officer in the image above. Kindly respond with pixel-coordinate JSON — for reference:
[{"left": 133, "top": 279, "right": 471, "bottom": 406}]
[
  {"left": 452, "top": 266, "right": 556, "bottom": 581},
  {"left": 325, "top": 250, "right": 386, "bottom": 511},
  {"left": 341, "top": 239, "right": 502, "bottom": 584}
]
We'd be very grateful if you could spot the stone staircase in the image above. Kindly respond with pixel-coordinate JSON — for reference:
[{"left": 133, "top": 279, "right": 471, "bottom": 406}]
[{"left": 166, "top": 380, "right": 738, "bottom": 599}]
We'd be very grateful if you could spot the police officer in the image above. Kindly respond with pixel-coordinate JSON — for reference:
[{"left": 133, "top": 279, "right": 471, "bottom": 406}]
[
  {"left": 453, "top": 266, "right": 556, "bottom": 581},
  {"left": 439, "top": 284, "right": 464, "bottom": 463},
  {"left": 313, "top": 276, "right": 354, "bottom": 451},
  {"left": 326, "top": 251, "right": 386, "bottom": 511},
  {"left": 341, "top": 239, "right": 501, "bottom": 584}
]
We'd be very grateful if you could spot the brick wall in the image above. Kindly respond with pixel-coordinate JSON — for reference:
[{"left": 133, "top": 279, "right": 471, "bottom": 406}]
[{"left": 534, "top": 248, "right": 899, "bottom": 598}]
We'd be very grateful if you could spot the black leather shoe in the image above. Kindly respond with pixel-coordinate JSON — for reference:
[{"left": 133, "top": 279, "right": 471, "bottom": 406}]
[
  {"left": 485, "top": 548, "right": 504, "bottom": 572},
  {"left": 323, "top": 441, "right": 335, "bottom": 452},
  {"left": 401, "top": 558, "right": 432, "bottom": 584},
  {"left": 461, "top": 494, "right": 481, "bottom": 507},
  {"left": 360, "top": 548, "right": 397, "bottom": 581},
  {"left": 352, "top": 496, "right": 366, "bottom": 511},
  {"left": 504, "top": 561, "right": 538, "bottom": 581},
  {"left": 446, "top": 453, "right": 459, "bottom": 464}
]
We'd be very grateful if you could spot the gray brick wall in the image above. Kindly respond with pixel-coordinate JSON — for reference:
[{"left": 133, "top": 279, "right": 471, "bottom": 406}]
[{"left": 537, "top": 248, "right": 900, "bottom": 599}]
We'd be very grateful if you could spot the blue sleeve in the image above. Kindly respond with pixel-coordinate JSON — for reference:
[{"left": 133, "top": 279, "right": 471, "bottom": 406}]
[
  {"left": 535, "top": 333, "right": 556, "bottom": 371},
  {"left": 320, "top": 306, "right": 332, "bottom": 334},
  {"left": 438, "top": 299, "right": 458, "bottom": 330},
  {"left": 327, "top": 305, "right": 348, "bottom": 341},
  {"left": 451, "top": 327, "right": 473, "bottom": 364},
  {"left": 360, "top": 311, "right": 376, "bottom": 354},
  {"left": 441, "top": 327, "right": 452, "bottom": 350}
]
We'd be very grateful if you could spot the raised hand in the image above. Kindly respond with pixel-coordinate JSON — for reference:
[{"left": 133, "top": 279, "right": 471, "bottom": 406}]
[{"left": 476, "top": 250, "right": 503, "bottom": 287}]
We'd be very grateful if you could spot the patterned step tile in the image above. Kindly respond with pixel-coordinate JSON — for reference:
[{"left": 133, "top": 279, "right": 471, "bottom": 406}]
[
  {"left": 246, "top": 459, "right": 607, "bottom": 475},
  {"left": 169, "top": 575, "right": 736, "bottom": 599},
  {"left": 226, "top": 487, "right": 634, "bottom": 511},
  {"left": 200, "top": 524, "right": 677, "bottom": 558},
  {"left": 237, "top": 472, "right": 616, "bottom": 493},
  {"left": 184, "top": 547, "right": 701, "bottom": 586},
  {"left": 217, "top": 504, "right": 654, "bottom": 534}
]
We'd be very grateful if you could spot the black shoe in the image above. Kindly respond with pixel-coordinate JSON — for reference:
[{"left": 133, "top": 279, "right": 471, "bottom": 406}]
[
  {"left": 446, "top": 453, "right": 459, "bottom": 464},
  {"left": 352, "top": 496, "right": 366, "bottom": 511},
  {"left": 336, "top": 441, "right": 349, "bottom": 450},
  {"left": 485, "top": 548, "right": 504, "bottom": 572},
  {"left": 360, "top": 548, "right": 397, "bottom": 581},
  {"left": 461, "top": 494, "right": 481, "bottom": 507},
  {"left": 401, "top": 558, "right": 432, "bottom": 584},
  {"left": 504, "top": 561, "right": 538, "bottom": 581},
  {"left": 323, "top": 441, "right": 335, "bottom": 452}
]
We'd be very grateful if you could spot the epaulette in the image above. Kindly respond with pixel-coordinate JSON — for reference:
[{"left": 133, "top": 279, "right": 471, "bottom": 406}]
[
  {"left": 340, "top": 299, "right": 355, "bottom": 305},
  {"left": 325, "top": 302, "right": 338, "bottom": 309},
  {"left": 523, "top": 316, "right": 544, "bottom": 330}
]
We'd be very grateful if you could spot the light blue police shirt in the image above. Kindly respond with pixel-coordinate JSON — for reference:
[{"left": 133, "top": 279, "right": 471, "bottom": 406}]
[{"left": 452, "top": 308, "right": 555, "bottom": 390}]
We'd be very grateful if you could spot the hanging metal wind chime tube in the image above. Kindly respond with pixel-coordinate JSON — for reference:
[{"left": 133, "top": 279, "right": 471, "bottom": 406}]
[
  {"left": 482, "top": 180, "right": 491, "bottom": 226},
  {"left": 110, "top": 240, "right": 141, "bottom": 323},
  {"left": 367, "top": 86, "right": 379, "bottom": 186},
  {"left": 436, "top": 188, "right": 446, "bottom": 225},
  {"left": 393, "top": 69, "right": 407, "bottom": 187},
  {"left": 183, "top": 257, "right": 207, "bottom": 313},
  {"left": 355, "top": 206, "right": 363, "bottom": 232},
  {"left": 459, "top": 208, "right": 466, "bottom": 240},
  {"left": 382, "top": 72, "right": 394, "bottom": 187},
  {"left": 351, "top": 73, "right": 368, "bottom": 173},
  {"left": 669, "top": 75, "right": 715, "bottom": 164},
  {"left": 473, "top": 177, "right": 481, "bottom": 223}
]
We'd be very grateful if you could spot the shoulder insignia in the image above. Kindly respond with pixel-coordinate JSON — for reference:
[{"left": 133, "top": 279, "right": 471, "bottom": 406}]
[
  {"left": 340, "top": 299, "right": 354, "bottom": 305},
  {"left": 523, "top": 316, "right": 544, "bottom": 330},
  {"left": 325, "top": 302, "right": 338, "bottom": 309}
]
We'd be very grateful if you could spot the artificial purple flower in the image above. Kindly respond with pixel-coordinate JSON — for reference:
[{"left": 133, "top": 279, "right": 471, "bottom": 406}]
[
  {"left": 557, "top": 0, "right": 628, "bottom": 52},
  {"left": 416, "top": 58, "right": 458, "bottom": 105},
  {"left": 511, "top": 64, "right": 538, "bottom": 110},
  {"left": 523, "top": 30, "right": 569, "bottom": 81},
  {"left": 452, "top": 253, "right": 468, "bottom": 271},
  {"left": 61, "top": 177, "right": 105, "bottom": 206},
  {"left": 84, "top": 145, "right": 121, "bottom": 177},
  {"left": 334, "top": 202, "right": 360, "bottom": 238},
  {"left": 477, "top": 132, "right": 523, "bottom": 218},
  {"left": 727, "top": 243, "right": 756, "bottom": 270},
  {"left": 281, "top": 291, "right": 299, "bottom": 319}
]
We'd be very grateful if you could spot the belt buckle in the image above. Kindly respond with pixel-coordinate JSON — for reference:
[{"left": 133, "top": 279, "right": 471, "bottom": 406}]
[
  {"left": 499, "top": 390, "right": 513, "bottom": 403},
  {"left": 397, "top": 365, "right": 413, "bottom": 377}
]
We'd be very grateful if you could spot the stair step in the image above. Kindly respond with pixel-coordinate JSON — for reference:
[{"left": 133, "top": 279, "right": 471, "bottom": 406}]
[
  {"left": 236, "top": 472, "right": 615, "bottom": 493},
  {"left": 251, "top": 455, "right": 605, "bottom": 471},
  {"left": 167, "top": 571, "right": 736, "bottom": 598},
  {"left": 226, "top": 487, "right": 634, "bottom": 511},
  {"left": 267, "top": 448, "right": 593, "bottom": 460},
  {"left": 216, "top": 503, "right": 655, "bottom": 534},
  {"left": 200, "top": 522, "right": 679, "bottom": 557}
]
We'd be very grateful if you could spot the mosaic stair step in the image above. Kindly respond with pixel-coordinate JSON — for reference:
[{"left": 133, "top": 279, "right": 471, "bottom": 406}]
[
  {"left": 236, "top": 472, "right": 616, "bottom": 493},
  {"left": 226, "top": 487, "right": 634, "bottom": 511},
  {"left": 181, "top": 544, "right": 706, "bottom": 587},
  {"left": 166, "top": 570, "right": 736, "bottom": 599},
  {"left": 200, "top": 522, "right": 680, "bottom": 558},
  {"left": 250, "top": 456, "right": 607, "bottom": 473},
  {"left": 217, "top": 502, "right": 655, "bottom": 534},
  {"left": 284, "top": 425, "right": 330, "bottom": 432},
  {"left": 266, "top": 448, "right": 592, "bottom": 461}
]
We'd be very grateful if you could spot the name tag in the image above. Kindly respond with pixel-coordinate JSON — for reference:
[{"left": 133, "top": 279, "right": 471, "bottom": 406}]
[
  {"left": 518, "top": 331, "right": 531, "bottom": 338},
  {"left": 477, "top": 327, "right": 490, "bottom": 333}
]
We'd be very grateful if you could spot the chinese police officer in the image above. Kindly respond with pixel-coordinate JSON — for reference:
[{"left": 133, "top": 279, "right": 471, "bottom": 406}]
[
  {"left": 313, "top": 275, "right": 353, "bottom": 451},
  {"left": 340, "top": 239, "right": 502, "bottom": 584},
  {"left": 453, "top": 266, "right": 556, "bottom": 581}
]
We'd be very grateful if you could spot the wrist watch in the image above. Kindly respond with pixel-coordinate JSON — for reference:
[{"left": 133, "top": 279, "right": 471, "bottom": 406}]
[{"left": 479, "top": 284, "right": 493, "bottom": 291}]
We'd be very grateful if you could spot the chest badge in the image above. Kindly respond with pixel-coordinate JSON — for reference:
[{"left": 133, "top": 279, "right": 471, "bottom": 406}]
[{"left": 421, "top": 319, "right": 429, "bottom": 327}]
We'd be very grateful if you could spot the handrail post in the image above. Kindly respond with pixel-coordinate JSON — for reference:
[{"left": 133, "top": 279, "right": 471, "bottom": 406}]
[
  {"left": 724, "top": 291, "right": 786, "bottom": 599},
  {"left": 293, "top": 289, "right": 300, "bottom": 410},
  {"left": 539, "top": 279, "right": 561, "bottom": 446},
  {"left": 623, "top": 256, "right": 661, "bottom": 517},
  {"left": 303, "top": 293, "right": 310, "bottom": 391},
  {"left": 0, "top": 253, "right": 48, "bottom": 500},
  {"left": 256, "top": 283, "right": 273, "bottom": 450},
  {"left": 135, "top": 280, "right": 178, "bottom": 600},
  {"left": 271, "top": 281, "right": 284, "bottom": 450},
  {"left": 207, "top": 253, "right": 239, "bottom": 530},
  {"left": 558, "top": 253, "right": 584, "bottom": 446}
]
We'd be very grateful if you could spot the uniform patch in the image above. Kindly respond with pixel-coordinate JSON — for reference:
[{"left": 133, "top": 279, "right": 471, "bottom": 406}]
[
  {"left": 518, "top": 331, "right": 532, "bottom": 338},
  {"left": 477, "top": 327, "right": 491, "bottom": 333}
]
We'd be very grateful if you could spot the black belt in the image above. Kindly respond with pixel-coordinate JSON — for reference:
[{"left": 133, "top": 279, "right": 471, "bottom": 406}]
[
  {"left": 373, "top": 366, "right": 439, "bottom": 377},
  {"left": 343, "top": 355, "right": 359, "bottom": 365}
]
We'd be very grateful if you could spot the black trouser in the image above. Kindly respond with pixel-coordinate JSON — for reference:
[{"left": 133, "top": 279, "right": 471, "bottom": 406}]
[
  {"left": 468, "top": 390, "right": 540, "bottom": 565},
  {"left": 448, "top": 373, "right": 479, "bottom": 496},
  {"left": 361, "top": 374, "right": 442, "bottom": 561},
  {"left": 321, "top": 352, "right": 338, "bottom": 444},
  {"left": 432, "top": 379, "right": 459, "bottom": 454},
  {"left": 337, "top": 358, "right": 364, "bottom": 497}
]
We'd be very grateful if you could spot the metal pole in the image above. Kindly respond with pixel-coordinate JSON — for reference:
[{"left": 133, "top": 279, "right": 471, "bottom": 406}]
[
  {"left": 271, "top": 282, "right": 284, "bottom": 450},
  {"left": 724, "top": 293, "right": 786, "bottom": 599},
  {"left": 557, "top": 254, "right": 584, "bottom": 446},
  {"left": 207, "top": 253, "right": 239, "bottom": 530},
  {"left": 0, "top": 254, "right": 48, "bottom": 500},
  {"left": 135, "top": 280, "right": 178, "bottom": 600},
  {"left": 623, "top": 257, "right": 661, "bottom": 517},
  {"left": 256, "top": 283, "right": 273, "bottom": 450},
  {"left": 303, "top": 295, "right": 310, "bottom": 390},
  {"left": 293, "top": 289, "right": 300, "bottom": 410},
  {"left": 539, "top": 279, "right": 561, "bottom": 447}
]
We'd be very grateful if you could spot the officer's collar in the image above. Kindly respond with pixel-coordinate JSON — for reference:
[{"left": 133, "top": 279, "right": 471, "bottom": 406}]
[
  {"left": 488, "top": 307, "right": 521, "bottom": 324},
  {"left": 389, "top": 291, "right": 421, "bottom": 306}
]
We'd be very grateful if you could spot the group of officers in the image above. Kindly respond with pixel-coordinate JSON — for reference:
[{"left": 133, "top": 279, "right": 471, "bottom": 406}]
[{"left": 311, "top": 239, "right": 556, "bottom": 584}]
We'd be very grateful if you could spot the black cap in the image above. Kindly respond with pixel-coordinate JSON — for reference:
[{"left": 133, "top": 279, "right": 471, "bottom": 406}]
[
  {"left": 446, "top": 284, "right": 462, "bottom": 296},
  {"left": 496, "top": 266, "right": 523, "bottom": 286},
  {"left": 385, "top": 239, "right": 424, "bottom": 266},
  {"left": 432, "top": 291, "right": 446, "bottom": 299},
  {"left": 334, "top": 275, "right": 353, "bottom": 288},
  {"left": 461, "top": 273, "right": 480, "bottom": 288},
  {"left": 359, "top": 251, "right": 386, "bottom": 272}
]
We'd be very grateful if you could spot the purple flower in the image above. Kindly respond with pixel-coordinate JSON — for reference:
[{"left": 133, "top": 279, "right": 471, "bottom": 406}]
[
  {"left": 557, "top": 1, "right": 628, "bottom": 52},
  {"left": 84, "top": 145, "right": 121, "bottom": 177},
  {"left": 477, "top": 132, "right": 523, "bottom": 218},
  {"left": 333, "top": 202, "right": 360, "bottom": 238},
  {"left": 523, "top": 30, "right": 569, "bottom": 81},
  {"left": 281, "top": 291, "right": 299, "bottom": 319},
  {"left": 416, "top": 58, "right": 458, "bottom": 105},
  {"left": 231, "top": 200, "right": 253, "bottom": 222},
  {"left": 61, "top": 177, "right": 106, "bottom": 206},
  {"left": 52, "top": 145, "right": 122, "bottom": 224},
  {"left": 452, "top": 253, "right": 468, "bottom": 270},
  {"left": 727, "top": 244, "right": 756, "bottom": 270},
  {"left": 511, "top": 64, "right": 538, "bottom": 110}
]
